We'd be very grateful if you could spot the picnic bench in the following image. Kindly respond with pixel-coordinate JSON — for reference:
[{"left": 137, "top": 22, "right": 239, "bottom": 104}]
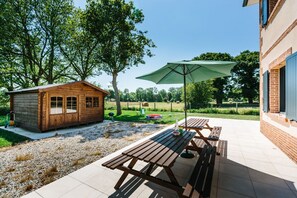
[
  {"left": 102, "top": 127, "right": 218, "bottom": 197},
  {"left": 183, "top": 145, "right": 216, "bottom": 198},
  {"left": 179, "top": 118, "right": 222, "bottom": 154},
  {"left": 102, "top": 129, "right": 197, "bottom": 195}
]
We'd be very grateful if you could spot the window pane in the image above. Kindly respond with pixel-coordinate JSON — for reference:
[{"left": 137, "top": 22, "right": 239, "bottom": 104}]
[
  {"left": 67, "top": 97, "right": 77, "bottom": 113},
  {"left": 51, "top": 97, "right": 63, "bottom": 114},
  {"left": 86, "top": 97, "right": 92, "bottom": 108},
  {"left": 93, "top": 97, "right": 99, "bottom": 107}
]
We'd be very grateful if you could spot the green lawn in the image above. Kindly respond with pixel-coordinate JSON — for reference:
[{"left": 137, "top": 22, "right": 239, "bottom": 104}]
[
  {"left": 0, "top": 115, "right": 6, "bottom": 126},
  {"left": 105, "top": 110, "right": 259, "bottom": 124},
  {"left": 0, "top": 129, "right": 30, "bottom": 148}
]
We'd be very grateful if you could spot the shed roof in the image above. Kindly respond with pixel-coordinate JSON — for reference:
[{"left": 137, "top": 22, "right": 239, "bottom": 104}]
[{"left": 6, "top": 81, "right": 109, "bottom": 95}]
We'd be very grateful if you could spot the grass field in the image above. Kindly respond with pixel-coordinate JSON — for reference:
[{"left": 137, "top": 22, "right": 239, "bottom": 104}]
[
  {"left": 0, "top": 129, "right": 30, "bottom": 148},
  {"left": 106, "top": 101, "right": 259, "bottom": 110},
  {"left": 105, "top": 110, "right": 259, "bottom": 124},
  {"left": 105, "top": 101, "right": 259, "bottom": 114}
]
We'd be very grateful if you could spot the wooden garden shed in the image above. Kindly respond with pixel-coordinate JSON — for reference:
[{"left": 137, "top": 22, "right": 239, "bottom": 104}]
[{"left": 7, "top": 81, "right": 109, "bottom": 132}]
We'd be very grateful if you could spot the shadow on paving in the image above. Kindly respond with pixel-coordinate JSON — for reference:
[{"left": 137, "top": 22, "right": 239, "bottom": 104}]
[{"left": 106, "top": 140, "right": 297, "bottom": 198}]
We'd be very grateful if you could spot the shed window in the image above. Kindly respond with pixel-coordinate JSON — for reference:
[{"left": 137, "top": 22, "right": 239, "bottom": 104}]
[
  {"left": 93, "top": 97, "right": 99, "bottom": 107},
  {"left": 86, "top": 97, "right": 93, "bottom": 108},
  {"left": 51, "top": 97, "right": 63, "bottom": 114},
  {"left": 86, "top": 97, "right": 99, "bottom": 108},
  {"left": 67, "top": 97, "right": 77, "bottom": 113}
]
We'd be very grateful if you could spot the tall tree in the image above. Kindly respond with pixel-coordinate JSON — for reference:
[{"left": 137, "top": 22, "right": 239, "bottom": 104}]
[
  {"left": 184, "top": 81, "right": 213, "bottom": 108},
  {"left": 0, "top": 0, "right": 43, "bottom": 88},
  {"left": 136, "top": 87, "right": 145, "bottom": 101},
  {"left": 85, "top": 0, "right": 155, "bottom": 115},
  {"left": 233, "top": 51, "right": 259, "bottom": 103},
  {"left": 34, "top": 0, "right": 74, "bottom": 84},
  {"left": 193, "top": 52, "right": 234, "bottom": 106},
  {"left": 61, "top": 8, "right": 100, "bottom": 81},
  {"left": 145, "top": 87, "right": 154, "bottom": 102}
]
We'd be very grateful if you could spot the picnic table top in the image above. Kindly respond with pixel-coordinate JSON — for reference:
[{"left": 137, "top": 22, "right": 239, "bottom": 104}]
[
  {"left": 179, "top": 118, "right": 209, "bottom": 129},
  {"left": 122, "top": 129, "right": 195, "bottom": 167}
]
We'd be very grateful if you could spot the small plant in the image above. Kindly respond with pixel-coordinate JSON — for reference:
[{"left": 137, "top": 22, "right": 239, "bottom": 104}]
[
  {"left": 56, "top": 146, "right": 63, "bottom": 151},
  {"left": 24, "top": 184, "right": 33, "bottom": 192},
  {"left": 89, "top": 151, "right": 101, "bottom": 156},
  {"left": 124, "top": 136, "right": 137, "bottom": 141},
  {"left": 72, "top": 158, "right": 85, "bottom": 166},
  {"left": 43, "top": 166, "right": 58, "bottom": 177},
  {"left": 6, "top": 167, "right": 15, "bottom": 172},
  {"left": 15, "top": 153, "right": 33, "bottom": 161},
  {"left": 20, "top": 174, "right": 33, "bottom": 183},
  {"left": 103, "top": 132, "right": 110, "bottom": 138},
  {"left": 0, "top": 181, "right": 6, "bottom": 188}
]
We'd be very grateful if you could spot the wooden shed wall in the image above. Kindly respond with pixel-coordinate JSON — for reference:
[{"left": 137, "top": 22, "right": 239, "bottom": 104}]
[
  {"left": 40, "top": 83, "right": 105, "bottom": 131},
  {"left": 13, "top": 93, "right": 39, "bottom": 131}
]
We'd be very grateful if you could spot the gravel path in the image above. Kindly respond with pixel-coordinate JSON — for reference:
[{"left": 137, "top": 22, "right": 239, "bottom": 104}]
[{"left": 0, "top": 122, "right": 165, "bottom": 198}]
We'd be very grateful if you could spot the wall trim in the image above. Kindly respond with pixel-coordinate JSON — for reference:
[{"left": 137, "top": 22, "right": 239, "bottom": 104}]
[
  {"left": 269, "top": 48, "right": 292, "bottom": 70},
  {"left": 262, "top": 19, "right": 297, "bottom": 59}
]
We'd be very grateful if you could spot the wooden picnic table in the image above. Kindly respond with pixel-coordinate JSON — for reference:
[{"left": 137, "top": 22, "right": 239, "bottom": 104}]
[
  {"left": 102, "top": 129, "right": 196, "bottom": 195},
  {"left": 179, "top": 118, "right": 213, "bottom": 145}
]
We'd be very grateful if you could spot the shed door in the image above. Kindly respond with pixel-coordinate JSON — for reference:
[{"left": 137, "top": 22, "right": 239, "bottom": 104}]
[
  {"left": 49, "top": 96, "right": 65, "bottom": 129},
  {"left": 49, "top": 96, "right": 79, "bottom": 129},
  {"left": 64, "top": 96, "right": 79, "bottom": 125}
]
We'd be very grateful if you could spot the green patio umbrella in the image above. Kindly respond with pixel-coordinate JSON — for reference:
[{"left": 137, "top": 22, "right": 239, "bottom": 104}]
[{"left": 136, "top": 60, "right": 237, "bottom": 128}]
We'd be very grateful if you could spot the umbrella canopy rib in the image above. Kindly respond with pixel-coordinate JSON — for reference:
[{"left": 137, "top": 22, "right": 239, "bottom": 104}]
[{"left": 156, "top": 65, "right": 180, "bottom": 84}]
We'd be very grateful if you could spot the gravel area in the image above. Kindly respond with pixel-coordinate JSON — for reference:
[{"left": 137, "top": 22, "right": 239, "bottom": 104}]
[{"left": 0, "top": 122, "right": 165, "bottom": 198}]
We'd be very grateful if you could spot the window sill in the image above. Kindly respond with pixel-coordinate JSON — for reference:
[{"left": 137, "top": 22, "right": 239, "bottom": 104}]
[{"left": 266, "top": 112, "right": 296, "bottom": 127}]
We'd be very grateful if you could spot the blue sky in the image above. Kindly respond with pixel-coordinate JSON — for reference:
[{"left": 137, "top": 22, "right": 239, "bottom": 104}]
[{"left": 73, "top": 0, "right": 259, "bottom": 92}]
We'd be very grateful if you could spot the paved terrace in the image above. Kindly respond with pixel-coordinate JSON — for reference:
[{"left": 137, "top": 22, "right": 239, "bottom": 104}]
[{"left": 23, "top": 117, "right": 297, "bottom": 198}]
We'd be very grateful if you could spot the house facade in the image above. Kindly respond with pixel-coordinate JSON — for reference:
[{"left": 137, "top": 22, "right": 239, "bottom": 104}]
[
  {"left": 7, "top": 81, "right": 108, "bottom": 132},
  {"left": 243, "top": 0, "right": 297, "bottom": 163}
]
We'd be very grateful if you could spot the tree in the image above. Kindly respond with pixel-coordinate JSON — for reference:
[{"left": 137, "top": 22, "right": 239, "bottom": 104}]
[
  {"left": 184, "top": 81, "right": 213, "bottom": 108},
  {"left": 34, "top": 0, "right": 74, "bottom": 84},
  {"left": 61, "top": 8, "right": 100, "bottom": 81},
  {"left": 85, "top": 0, "right": 155, "bottom": 115},
  {"left": 233, "top": 51, "right": 259, "bottom": 103},
  {"left": 0, "top": 0, "right": 74, "bottom": 89},
  {"left": 136, "top": 87, "right": 145, "bottom": 101},
  {"left": 158, "top": 89, "right": 168, "bottom": 102},
  {"left": 145, "top": 87, "right": 154, "bottom": 102},
  {"left": 0, "top": 0, "right": 43, "bottom": 88},
  {"left": 193, "top": 52, "right": 234, "bottom": 106},
  {"left": 123, "top": 88, "right": 130, "bottom": 101}
]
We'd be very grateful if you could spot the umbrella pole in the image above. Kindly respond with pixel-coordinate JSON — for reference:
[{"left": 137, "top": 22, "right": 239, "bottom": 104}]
[
  {"left": 183, "top": 65, "right": 187, "bottom": 130},
  {"left": 181, "top": 65, "right": 194, "bottom": 159}
]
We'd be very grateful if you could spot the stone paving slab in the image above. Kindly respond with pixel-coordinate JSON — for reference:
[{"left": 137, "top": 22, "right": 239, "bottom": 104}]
[
  {"left": 22, "top": 117, "right": 297, "bottom": 198},
  {"left": 0, "top": 121, "right": 112, "bottom": 140}
]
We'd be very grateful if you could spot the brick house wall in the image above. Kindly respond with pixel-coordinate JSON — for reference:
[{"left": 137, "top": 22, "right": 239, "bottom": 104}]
[{"left": 261, "top": 120, "right": 297, "bottom": 163}]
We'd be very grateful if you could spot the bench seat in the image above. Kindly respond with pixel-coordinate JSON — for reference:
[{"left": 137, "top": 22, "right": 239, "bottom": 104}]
[
  {"left": 207, "top": 126, "right": 222, "bottom": 141},
  {"left": 102, "top": 154, "right": 132, "bottom": 170},
  {"left": 183, "top": 145, "right": 216, "bottom": 198}
]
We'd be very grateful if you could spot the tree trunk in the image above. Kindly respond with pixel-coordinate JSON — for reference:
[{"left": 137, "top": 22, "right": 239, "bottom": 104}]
[
  {"left": 248, "top": 97, "right": 253, "bottom": 104},
  {"left": 112, "top": 72, "right": 122, "bottom": 115},
  {"left": 216, "top": 98, "right": 222, "bottom": 107}
]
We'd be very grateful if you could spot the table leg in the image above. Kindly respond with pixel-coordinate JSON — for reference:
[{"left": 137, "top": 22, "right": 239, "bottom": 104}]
[
  {"left": 204, "top": 123, "right": 213, "bottom": 131},
  {"left": 195, "top": 129, "right": 211, "bottom": 146},
  {"left": 146, "top": 163, "right": 155, "bottom": 175},
  {"left": 164, "top": 167, "right": 179, "bottom": 186},
  {"left": 114, "top": 158, "right": 138, "bottom": 189}
]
